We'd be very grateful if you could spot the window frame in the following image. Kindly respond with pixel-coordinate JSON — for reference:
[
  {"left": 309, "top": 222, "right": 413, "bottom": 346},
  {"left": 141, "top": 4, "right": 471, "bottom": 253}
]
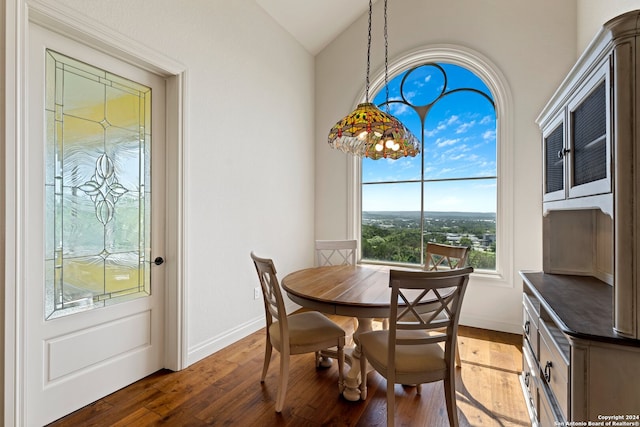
[{"left": 347, "top": 45, "right": 514, "bottom": 287}]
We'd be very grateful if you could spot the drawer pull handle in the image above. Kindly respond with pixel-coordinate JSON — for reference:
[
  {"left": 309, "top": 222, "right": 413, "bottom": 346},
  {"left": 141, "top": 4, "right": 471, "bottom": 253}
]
[
  {"left": 524, "top": 320, "right": 530, "bottom": 336},
  {"left": 524, "top": 372, "right": 530, "bottom": 387},
  {"left": 544, "top": 361, "right": 553, "bottom": 382}
]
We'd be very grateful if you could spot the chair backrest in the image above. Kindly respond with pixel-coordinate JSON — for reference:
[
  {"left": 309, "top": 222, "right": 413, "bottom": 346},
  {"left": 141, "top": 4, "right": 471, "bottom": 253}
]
[
  {"left": 388, "top": 267, "right": 473, "bottom": 367},
  {"left": 315, "top": 239, "right": 357, "bottom": 266},
  {"left": 424, "top": 242, "right": 470, "bottom": 271},
  {"left": 251, "top": 252, "right": 288, "bottom": 335}
]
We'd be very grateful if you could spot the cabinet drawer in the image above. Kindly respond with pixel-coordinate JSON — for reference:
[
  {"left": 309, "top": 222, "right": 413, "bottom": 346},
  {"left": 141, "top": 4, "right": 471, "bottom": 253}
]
[
  {"left": 539, "top": 319, "right": 570, "bottom": 420},
  {"left": 522, "top": 342, "right": 538, "bottom": 417},
  {"left": 523, "top": 293, "right": 540, "bottom": 356}
]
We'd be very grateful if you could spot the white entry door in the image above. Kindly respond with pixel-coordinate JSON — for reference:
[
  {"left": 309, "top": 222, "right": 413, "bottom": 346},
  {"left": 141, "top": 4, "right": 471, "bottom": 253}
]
[{"left": 25, "top": 23, "right": 166, "bottom": 426}]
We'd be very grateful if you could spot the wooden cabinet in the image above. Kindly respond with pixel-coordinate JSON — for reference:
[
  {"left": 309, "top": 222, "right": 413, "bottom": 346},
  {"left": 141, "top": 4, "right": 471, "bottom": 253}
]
[
  {"left": 525, "top": 9, "right": 640, "bottom": 425},
  {"left": 537, "top": 9, "right": 640, "bottom": 338},
  {"left": 520, "top": 273, "right": 640, "bottom": 425}
]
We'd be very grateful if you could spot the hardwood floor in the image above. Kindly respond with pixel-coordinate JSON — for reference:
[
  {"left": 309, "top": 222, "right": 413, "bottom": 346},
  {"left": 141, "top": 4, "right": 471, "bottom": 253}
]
[{"left": 48, "top": 316, "right": 530, "bottom": 426}]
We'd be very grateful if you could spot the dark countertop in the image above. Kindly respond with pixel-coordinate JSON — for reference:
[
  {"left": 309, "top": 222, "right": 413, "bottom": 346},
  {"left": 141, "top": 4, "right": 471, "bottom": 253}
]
[{"left": 520, "top": 271, "right": 640, "bottom": 348}]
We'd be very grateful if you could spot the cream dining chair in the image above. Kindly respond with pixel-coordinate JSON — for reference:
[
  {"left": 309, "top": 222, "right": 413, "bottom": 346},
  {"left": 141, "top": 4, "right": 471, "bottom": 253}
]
[
  {"left": 424, "top": 242, "right": 470, "bottom": 367},
  {"left": 250, "top": 252, "right": 346, "bottom": 413},
  {"left": 358, "top": 267, "right": 473, "bottom": 427},
  {"left": 315, "top": 239, "right": 357, "bottom": 266},
  {"left": 424, "top": 242, "right": 470, "bottom": 271}
]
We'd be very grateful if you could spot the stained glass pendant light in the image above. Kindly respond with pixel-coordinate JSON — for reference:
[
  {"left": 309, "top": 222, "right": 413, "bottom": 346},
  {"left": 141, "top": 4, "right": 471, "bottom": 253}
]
[{"left": 328, "top": 0, "right": 420, "bottom": 160}]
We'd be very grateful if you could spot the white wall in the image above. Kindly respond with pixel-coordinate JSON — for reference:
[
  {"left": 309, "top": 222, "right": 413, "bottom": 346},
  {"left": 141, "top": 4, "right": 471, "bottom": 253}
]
[
  {"left": 41, "top": 0, "right": 316, "bottom": 365},
  {"left": 315, "top": 0, "right": 578, "bottom": 333},
  {"left": 577, "top": 0, "right": 640, "bottom": 55}
]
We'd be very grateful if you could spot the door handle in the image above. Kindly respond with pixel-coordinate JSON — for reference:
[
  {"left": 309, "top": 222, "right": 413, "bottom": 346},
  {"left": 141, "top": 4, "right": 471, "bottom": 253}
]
[
  {"left": 154, "top": 257, "right": 165, "bottom": 266},
  {"left": 557, "top": 148, "right": 570, "bottom": 159}
]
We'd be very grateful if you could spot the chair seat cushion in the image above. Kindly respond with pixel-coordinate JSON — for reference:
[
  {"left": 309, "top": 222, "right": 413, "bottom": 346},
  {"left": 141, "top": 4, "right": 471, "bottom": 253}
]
[
  {"left": 269, "top": 311, "right": 345, "bottom": 349},
  {"left": 359, "top": 330, "right": 446, "bottom": 375}
]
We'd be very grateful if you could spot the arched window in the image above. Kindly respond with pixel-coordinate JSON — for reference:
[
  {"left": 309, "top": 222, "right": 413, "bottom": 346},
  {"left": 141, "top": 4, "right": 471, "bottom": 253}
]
[{"left": 350, "top": 46, "right": 513, "bottom": 280}]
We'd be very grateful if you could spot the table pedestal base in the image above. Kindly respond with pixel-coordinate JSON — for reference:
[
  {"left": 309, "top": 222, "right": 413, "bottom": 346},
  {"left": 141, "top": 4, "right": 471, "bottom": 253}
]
[{"left": 321, "top": 317, "right": 375, "bottom": 401}]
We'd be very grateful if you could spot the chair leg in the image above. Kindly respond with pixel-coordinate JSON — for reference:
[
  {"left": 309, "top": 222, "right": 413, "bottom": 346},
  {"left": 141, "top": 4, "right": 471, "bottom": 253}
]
[
  {"left": 443, "top": 373, "right": 459, "bottom": 427},
  {"left": 337, "top": 345, "right": 345, "bottom": 392},
  {"left": 455, "top": 338, "right": 462, "bottom": 368},
  {"left": 261, "top": 340, "right": 273, "bottom": 382},
  {"left": 359, "top": 348, "right": 368, "bottom": 400},
  {"left": 387, "top": 380, "right": 395, "bottom": 427},
  {"left": 275, "top": 350, "right": 290, "bottom": 413}
]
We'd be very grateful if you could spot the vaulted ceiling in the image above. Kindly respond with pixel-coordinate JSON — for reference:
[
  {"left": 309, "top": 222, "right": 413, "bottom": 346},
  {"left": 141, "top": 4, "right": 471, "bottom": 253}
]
[{"left": 255, "top": 0, "right": 377, "bottom": 55}]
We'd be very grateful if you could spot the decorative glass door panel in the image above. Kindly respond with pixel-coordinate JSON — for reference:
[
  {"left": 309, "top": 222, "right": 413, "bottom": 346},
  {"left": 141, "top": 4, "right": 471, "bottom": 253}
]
[{"left": 45, "top": 49, "right": 152, "bottom": 319}]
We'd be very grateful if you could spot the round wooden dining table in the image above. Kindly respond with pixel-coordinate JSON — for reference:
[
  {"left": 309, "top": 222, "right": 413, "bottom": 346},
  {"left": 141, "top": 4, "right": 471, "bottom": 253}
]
[
  {"left": 281, "top": 263, "right": 419, "bottom": 401},
  {"left": 281, "top": 263, "right": 401, "bottom": 317}
]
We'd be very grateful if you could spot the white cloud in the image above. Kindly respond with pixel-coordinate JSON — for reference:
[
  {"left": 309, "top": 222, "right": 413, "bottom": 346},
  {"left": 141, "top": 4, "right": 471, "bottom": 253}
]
[
  {"left": 482, "top": 130, "right": 496, "bottom": 140},
  {"left": 402, "top": 90, "right": 417, "bottom": 103},
  {"left": 480, "top": 115, "right": 493, "bottom": 125},
  {"left": 446, "top": 115, "right": 459, "bottom": 126},
  {"left": 456, "top": 120, "right": 476, "bottom": 134},
  {"left": 435, "top": 137, "right": 460, "bottom": 148},
  {"left": 390, "top": 103, "right": 411, "bottom": 116}
]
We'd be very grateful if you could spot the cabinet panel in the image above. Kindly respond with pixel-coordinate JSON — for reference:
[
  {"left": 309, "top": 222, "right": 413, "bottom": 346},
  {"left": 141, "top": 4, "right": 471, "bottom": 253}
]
[
  {"left": 612, "top": 39, "right": 637, "bottom": 338},
  {"left": 587, "top": 344, "right": 640, "bottom": 419},
  {"left": 542, "top": 209, "right": 597, "bottom": 277}
]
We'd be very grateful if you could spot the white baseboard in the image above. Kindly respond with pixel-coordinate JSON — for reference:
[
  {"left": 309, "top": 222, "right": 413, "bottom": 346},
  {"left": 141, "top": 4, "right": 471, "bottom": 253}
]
[
  {"left": 186, "top": 315, "right": 265, "bottom": 367},
  {"left": 185, "top": 301, "right": 300, "bottom": 367}
]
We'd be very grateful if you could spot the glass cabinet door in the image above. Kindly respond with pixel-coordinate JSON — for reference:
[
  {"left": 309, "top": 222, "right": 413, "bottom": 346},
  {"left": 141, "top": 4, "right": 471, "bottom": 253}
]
[
  {"left": 567, "top": 58, "right": 611, "bottom": 199},
  {"left": 542, "top": 114, "right": 566, "bottom": 202}
]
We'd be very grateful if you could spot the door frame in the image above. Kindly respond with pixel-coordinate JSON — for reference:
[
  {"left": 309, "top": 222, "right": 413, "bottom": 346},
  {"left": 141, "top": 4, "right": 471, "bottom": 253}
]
[{"left": 3, "top": 1, "right": 188, "bottom": 425}]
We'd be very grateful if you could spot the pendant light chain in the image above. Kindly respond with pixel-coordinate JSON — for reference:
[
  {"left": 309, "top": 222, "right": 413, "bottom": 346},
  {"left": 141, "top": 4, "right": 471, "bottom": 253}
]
[
  {"left": 365, "top": 0, "right": 372, "bottom": 104},
  {"left": 384, "top": 0, "right": 390, "bottom": 113}
]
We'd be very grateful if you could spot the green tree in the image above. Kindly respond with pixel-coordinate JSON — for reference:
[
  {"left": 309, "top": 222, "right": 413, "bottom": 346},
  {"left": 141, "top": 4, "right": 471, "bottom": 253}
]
[
  {"left": 468, "top": 250, "right": 496, "bottom": 270},
  {"left": 459, "top": 237, "right": 473, "bottom": 248}
]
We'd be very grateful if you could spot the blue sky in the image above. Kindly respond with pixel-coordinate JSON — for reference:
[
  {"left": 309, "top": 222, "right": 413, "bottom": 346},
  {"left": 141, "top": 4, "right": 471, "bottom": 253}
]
[{"left": 362, "top": 63, "right": 497, "bottom": 213}]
